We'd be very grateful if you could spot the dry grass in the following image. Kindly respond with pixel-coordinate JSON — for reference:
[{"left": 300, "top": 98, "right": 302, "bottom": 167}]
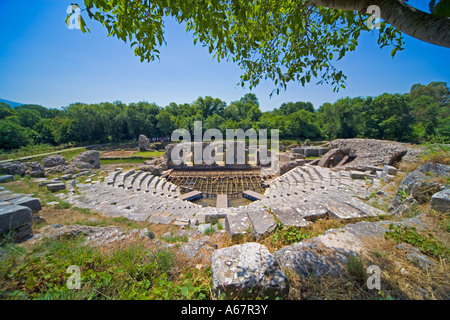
[{"left": 283, "top": 237, "right": 450, "bottom": 300}]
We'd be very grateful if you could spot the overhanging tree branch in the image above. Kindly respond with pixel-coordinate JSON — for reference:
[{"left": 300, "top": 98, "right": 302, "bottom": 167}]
[{"left": 309, "top": 0, "right": 450, "bottom": 47}]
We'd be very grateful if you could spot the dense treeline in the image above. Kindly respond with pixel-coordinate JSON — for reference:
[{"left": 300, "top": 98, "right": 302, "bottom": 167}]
[{"left": 0, "top": 81, "right": 448, "bottom": 150}]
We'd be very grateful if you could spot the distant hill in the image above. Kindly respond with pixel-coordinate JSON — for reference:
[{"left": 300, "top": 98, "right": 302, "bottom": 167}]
[{"left": 0, "top": 99, "right": 23, "bottom": 108}]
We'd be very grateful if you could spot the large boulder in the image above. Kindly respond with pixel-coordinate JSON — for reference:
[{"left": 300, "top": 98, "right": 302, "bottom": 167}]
[
  {"left": 138, "top": 134, "right": 151, "bottom": 152},
  {"left": 318, "top": 138, "right": 419, "bottom": 171},
  {"left": 42, "top": 154, "right": 67, "bottom": 168},
  {"left": 211, "top": 242, "right": 289, "bottom": 299},
  {"left": 71, "top": 150, "right": 100, "bottom": 169},
  {"left": 0, "top": 161, "right": 45, "bottom": 177}
]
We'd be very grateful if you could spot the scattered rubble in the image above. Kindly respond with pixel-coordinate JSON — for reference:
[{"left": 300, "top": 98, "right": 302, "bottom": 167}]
[{"left": 389, "top": 163, "right": 450, "bottom": 214}]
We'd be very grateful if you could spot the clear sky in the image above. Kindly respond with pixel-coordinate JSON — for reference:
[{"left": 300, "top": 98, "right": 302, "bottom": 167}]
[{"left": 0, "top": 0, "right": 449, "bottom": 112}]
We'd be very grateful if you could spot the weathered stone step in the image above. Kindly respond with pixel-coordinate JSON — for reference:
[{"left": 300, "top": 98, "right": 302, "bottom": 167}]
[
  {"left": 247, "top": 208, "right": 277, "bottom": 236},
  {"left": 141, "top": 174, "right": 155, "bottom": 192},
  {"left": 211, "top": 242, "right": 289, "bottom": 299},
  {"left": 343, "top": 198, "right": 385, "bottom": 217},
  {"left": 104, "top": 170, "right": 121, "bottom": 185},
  {"left": 321, "top": 198, "right": 365, "bottom": 220},
  {"left": 125, "top": 171, "right": 142, "bottom": 189},
  {"left": 294, "top": 202, "right": 329, "bottom": 221},
  {"left": 292, "top": 170, "right": 306, "bottom": 184},
  {"left": 299, "top": 167, "right": 314, "bottom": 182},
  {"left": 273, "top": 206, "right": 309, "bottom": 227},
  {"left": 133, "top": 172, "right": 149, "bottom": 191},
  {"left": 147, "top": 176, "right": 160, "bottom": 193},
  {"left": 0, "top": 193, "right": 23, "bottom": 202},
  {"left": 115, "top": 170, "right": 135, "bottom": 188},
  {"left": 225, "top": 211, "right": 252, "bottom": 240},
  {"left": 310, "top": 166, "right": 324, "bottom": 181}
]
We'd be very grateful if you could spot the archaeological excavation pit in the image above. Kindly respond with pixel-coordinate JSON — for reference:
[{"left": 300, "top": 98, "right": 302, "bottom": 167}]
[{"left": 166, "top": 168, "right": 275, "bottom": 208}]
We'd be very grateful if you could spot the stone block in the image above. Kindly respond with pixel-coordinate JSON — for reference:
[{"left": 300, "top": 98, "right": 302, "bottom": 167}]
[
  {"left": 225, "top": 211, "right": 252, "bottom": 240},
  {"left": 46, "top": 183, "right": 66, "bottom": 192},
  {"left": 430, "top": 189, "right": 449, "bottom": 213},
  {"left": 211, "top": 243, "right": 289, "bottom": 299},
  {"left": 273, "top": 207, "right": 309, "bottom": 227},
  {"left": 0, "top": 205, "right": 33, "bottom": 233},
  {"left": 383, "top": 165, "right": 398, "bottom": 176},
  {"left": 247, "top": 208, "right": 277, "bottom": 236},
  {"left": 350, "top": 171, "right": 366, "bottom": 179},
  {"left": 10, "top": 197, "right": 42, "bottom": 213}
]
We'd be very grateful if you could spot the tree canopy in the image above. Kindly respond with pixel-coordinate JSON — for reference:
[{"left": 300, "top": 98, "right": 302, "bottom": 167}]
[
  {"left": 1, "top": 82, "right": 448, "bottom": 150},
  {"left": 73, "top": 0, "right": 450, "bottom": 94}
]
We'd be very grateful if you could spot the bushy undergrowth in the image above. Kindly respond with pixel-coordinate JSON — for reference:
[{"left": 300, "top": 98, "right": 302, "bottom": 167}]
[{"left": 0, "top": 235, "right": 211, "bottom": 300}]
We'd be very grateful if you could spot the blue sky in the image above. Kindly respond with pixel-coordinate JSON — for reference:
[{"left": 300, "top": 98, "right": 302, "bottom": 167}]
[{"left": 0, "top": 0, "right": 448, "bottom": 112}]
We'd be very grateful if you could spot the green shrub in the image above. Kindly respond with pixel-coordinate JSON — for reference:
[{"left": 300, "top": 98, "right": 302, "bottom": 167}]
[{"left": 384, "top": 224, "right": 448, "bottom": 259}]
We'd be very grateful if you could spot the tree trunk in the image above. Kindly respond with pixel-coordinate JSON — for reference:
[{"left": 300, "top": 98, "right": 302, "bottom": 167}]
[{"left": 309, "top": 0, "right": 450, "bottom": 48}]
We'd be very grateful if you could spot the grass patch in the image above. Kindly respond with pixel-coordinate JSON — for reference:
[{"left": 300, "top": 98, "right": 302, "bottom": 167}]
[
  {"left": 132, "top": 151, "right": 164, "bottom": 158},
  {"left": 384, "top": 224, "right": 449, "bottom": 259},
  {"left": 111, "top": 217, "right": 130, "bottom": 223},
  {"left": 72, "top": 207, "right": 94, "bottom": 215},
  {"left": 346, "top": 255, "right": 366, "bottom": 284},
  {"left": 203, "top": 227, "right": 216, "bottom": 236},
  {"left": 55, "top": 202, "right": 71, "bottom": 210},
  {"left": 271, "top": 225, "right": 317, "bottom": 246},
  {"left": 161, "top": 232, "right": 189, "bottom": 243},
  {"left": 75, "top": 219, "right": 109, "bottom": 227},
  {"left": 0, "top": 235, "right": 211, "bottom": 300}
]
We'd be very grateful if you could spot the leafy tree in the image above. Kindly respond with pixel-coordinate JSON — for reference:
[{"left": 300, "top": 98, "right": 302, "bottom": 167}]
[
  {"left": 15, "top": 109, "right": 41, "bottom": 128},
  {"left": 246, "top": 105, "right": 263, "bottom": 123},
  {"left": 366, "top": 93, "right": 413, "bottom": 141},
  {"left": 318, "top": 97, "right": 366, "bottom": 139},
  {"left": 286, "top": 109, "right": 321, "bottom": 139},
  {"left": 33, "top": 119, "right": 57, "bottom": 145},
  {"left": 194, "top": 96, "right": 226, "bottom": 118},
  {"left": 276, "top": 102, "right": 315, "bottom": 115},
  {"left": 0, "top": 120, "right": 31, "bottom": 149},
  {"left": 204, "top": 113, "right": 225, "bottom": 131},
  {"left": 156, "top": 110, "right": 175, "bottom": 137},
  {"left": 317, "top": 102, "right": 341, "bottom": 140},
  {"left": 124, "top": 102, "right": 160, "bottom": 138},
  {"left": 0, "top": 103, "right": 15, "bottom": 120},
  {"left": 79, "top": 0, "right": 449, "bottom": 94},
  {"left": 239, "top": 93, "right": 259, "bottom": 107},
  {"left": 411, "top": 96, "right": 439, "bottom": 140},
  {"left": 65, "top": 103, "right": 108, "bottom": 143},
  {"left": 410, "top": 82, "right": 450, "bottom": 107}
]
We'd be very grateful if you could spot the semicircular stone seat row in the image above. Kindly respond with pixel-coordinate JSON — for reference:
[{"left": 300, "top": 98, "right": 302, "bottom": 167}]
[{"left": 64, "top": 165, "right": 388, "bottom": 239}]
